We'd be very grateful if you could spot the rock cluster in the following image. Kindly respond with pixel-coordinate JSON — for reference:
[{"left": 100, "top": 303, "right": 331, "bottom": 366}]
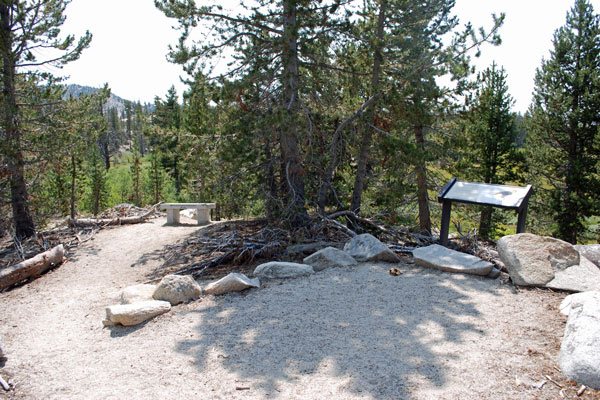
[
  {"left": 103, "top": 232, "right": 501, "bottom": 328},
  {"left": 497, "top": 233, "right": 600, "bottom": 292}
]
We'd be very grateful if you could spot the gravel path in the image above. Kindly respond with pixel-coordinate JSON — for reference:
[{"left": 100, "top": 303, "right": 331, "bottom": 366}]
[{"left": 0, "top": 218, "right": 575, "bottom": 399}]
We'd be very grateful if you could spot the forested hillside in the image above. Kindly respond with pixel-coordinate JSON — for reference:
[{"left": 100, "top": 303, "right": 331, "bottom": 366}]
[{"left": 1, "top": 0, "right": 600, "bottom": 245}]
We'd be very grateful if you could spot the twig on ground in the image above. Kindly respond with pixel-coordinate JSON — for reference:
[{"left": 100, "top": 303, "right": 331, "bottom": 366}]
[{"left": 0, "top": 374, "right": 10, "bottom": 391}]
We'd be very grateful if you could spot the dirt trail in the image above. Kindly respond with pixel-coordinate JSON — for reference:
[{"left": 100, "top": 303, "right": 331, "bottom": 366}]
[{"left": 0, "top": 217, "right": 583, "bottom": 399}]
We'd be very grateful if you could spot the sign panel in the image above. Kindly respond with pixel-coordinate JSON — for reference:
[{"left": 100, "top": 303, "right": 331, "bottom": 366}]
[{"left": 443, "top": 181, "right": 531, "bottom": 209}]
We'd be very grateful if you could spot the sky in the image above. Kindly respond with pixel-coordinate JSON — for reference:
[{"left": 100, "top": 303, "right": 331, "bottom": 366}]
[{"left": 56, "top": 0, "right": 600, "bottom": 113}]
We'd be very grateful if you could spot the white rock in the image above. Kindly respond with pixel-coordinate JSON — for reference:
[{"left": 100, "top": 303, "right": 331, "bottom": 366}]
[
  {"left": 103, "top": 300, "right": 171, "bottom": 327},
  {"left": 153, "top": 275, "right": 203, "bottom": 305},
  {"left": 574, "top": 244, "right": 600, "bottom": 268},
  {"left": 303, "top": 247, "right": 357, "bottom": 271},
  {"left": 180, "top": 209, "right": 198, "bottom": 219},
  {"left": 120, "top": 283, "right": 156, "bottom": 304},
  {"left": 343, "top": 233, "right": 399, "bottom": 263},
  {"left": 546, "top": 256, "right": 600, "bottom": 292},
  {"left": 253, "top": 262, "right": 314, "bottom": 279},
  {"left": 560, "top": 291, "right": 600, "bottom": 316},
  {"left": 559, "top": 291, "right": 600, "bottom": 389},
  {"left": 204, "top": 273, "right": 260, "bottom": 296},
  {"left": 497, "top": 233, "right": 579, "bottom": 286},
  {"left": 412, "top": 244, "right": 493, "bottom": 276}
]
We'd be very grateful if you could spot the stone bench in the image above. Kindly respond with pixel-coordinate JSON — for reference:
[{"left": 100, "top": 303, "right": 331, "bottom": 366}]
[{"left": 160, "top": 203, "right": 216, "bottom": 225}]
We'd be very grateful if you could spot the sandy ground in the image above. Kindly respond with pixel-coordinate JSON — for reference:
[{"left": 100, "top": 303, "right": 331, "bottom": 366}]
[{"left": 0, "top": 217, "right": 588, "bottom": 399}]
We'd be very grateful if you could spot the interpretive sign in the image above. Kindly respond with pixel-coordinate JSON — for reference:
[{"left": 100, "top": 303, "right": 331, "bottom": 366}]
[{"left": 437, "top": 178, "right": 533, "bottom": 246}]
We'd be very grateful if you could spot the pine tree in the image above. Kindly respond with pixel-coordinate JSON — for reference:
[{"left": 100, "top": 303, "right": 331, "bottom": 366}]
[
  {"left": 0, "top": 0, "right": 91, "bottom": 238},
  {"left": 155, "top": 0, "right": 349, "bottom": 226},
  {"left": 526, "top": 0, "right": 600, "bottom": 243},
  {"left": 461, "top": 62, "right": 520, "bottom": 238},
  {"left": 85, "top": 148, "right": 108, "bottom": 216}
]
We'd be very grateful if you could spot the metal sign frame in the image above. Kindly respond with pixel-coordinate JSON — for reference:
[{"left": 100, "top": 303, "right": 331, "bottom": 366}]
[{"left": 437, "top": 177, "right": 533, "bottom": 246}]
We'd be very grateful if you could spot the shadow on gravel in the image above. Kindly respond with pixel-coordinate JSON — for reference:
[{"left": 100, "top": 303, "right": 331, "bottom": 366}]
[{"left": 176, "top": 264, "right": 502, "bottom": 398}]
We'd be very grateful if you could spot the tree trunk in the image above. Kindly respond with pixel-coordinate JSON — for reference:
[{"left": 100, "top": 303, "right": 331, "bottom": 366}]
[
  {"left": 350, "top": 0, "right": 386, "bottom": 213},
  {"left": 478, "top": 207, "right": 493, "bottom": 239},
  {"left": 280, "top": 0, "right": 307, "bottom": 226},
  {"left": 317, "top": 119, "right": 342, "bottom": 214},
  {"left": 1, "top": 5, "right": 35, "bottom": 239},
  {"left": 264, "top": 135, "right": 279, "bottom": 220},
  {"left": 70, "top": 154, "right": 77, "bottom": 219},
  {"left": 0, "top": 245, "right": 64, "bottom": 291},
  {"left": 414, "top": 125, "right": 432, "bottom": 235}
]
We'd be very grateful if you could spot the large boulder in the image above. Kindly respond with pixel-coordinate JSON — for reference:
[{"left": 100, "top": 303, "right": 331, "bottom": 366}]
[
  {"left": 120, "top": 283, "right": 156, "bottom": 304},
  {"left": 343, "top": 234, "right": 399, "bottom": 263},
  {"left": 203, "top": 273, "right": 260, "bottom": 296},
  {"left": 303, "top": 247, "right": 357, "bottom": 271},
  {"left": 497, "top": 233, "right": 580, "bottom": 286},
  {"left": 253, "top": 262, "right": 314, "bottom": 279},
  {"left": 559, "top": 291, "right": 600, "bottom": 389},
  {"left": 103, "top": 300, "right": 171, "bottom": 327},
  {"left": 412, "top": 244, "right": 493, "bottom": 276},
  {"left": 152, "top": 275, "right": 203, "bottom": 305},
  {"left": 574, "top": 244, "right": 600, "bottom": 268}
]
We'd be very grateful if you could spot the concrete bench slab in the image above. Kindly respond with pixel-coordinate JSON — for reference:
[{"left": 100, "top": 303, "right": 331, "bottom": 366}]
[{"left": 160, "top": 203, "right": 216, "bottom": 225}]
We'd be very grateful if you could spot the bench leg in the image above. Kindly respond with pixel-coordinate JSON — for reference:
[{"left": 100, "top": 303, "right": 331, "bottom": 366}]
[
  {"left": 166, "top": 209, "right": 180, "bottom": 225},
  {"left": 197, "top": 208, "right": 211, "bottom": 225}
]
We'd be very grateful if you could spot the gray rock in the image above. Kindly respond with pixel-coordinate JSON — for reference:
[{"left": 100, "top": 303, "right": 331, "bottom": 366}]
[
  {"left": 285, "top": 242, "right": 340, "bottom": 257},
  {"left": 204, "top": 273, "right": 260, "bottom": 296},
  {"left": 103, "top": 300, "right": 171, "bottom": 327},
  {"left": 0, "top": 336, "right": 4, "bottom": 358},
  {"left": 574, "top": 244, "right": 600, "bottom": 268},
  {"left": 487, "top": 267, "right": 501, "bottom": 279},
  {"left": 120, "top": 283, "right": 156, "bottom": 304},
  {"left": 253, "top": 262, "right": 314, "bottom": 279},
  {"left": 412, "top": 244, "right": 493, "bottom": 276},
  {"left": 560, "top": 291, "right": 600, "bottom": 316},
  {"left": 559, "top": 291, "right": 600, "bottom": 389},
  {"left": 153, "top": 275, "right": 203, "bottom": 305},
  {"left": 546, "top": 256, "right": 600, "bottom": 292},
  {"left": 343, "top": 233, "right": 399, "bottom": 263},
  {"left": 497, "top": 233, "right": 580, "bottom": 286},
  {"left": 303, "top": 247, "right": 357, "bottom": 271}
]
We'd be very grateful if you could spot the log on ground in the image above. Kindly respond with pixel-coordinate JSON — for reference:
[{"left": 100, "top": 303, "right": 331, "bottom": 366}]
[
  {"left": 68, "top": 207, "right": 156, "bottom": 227},
  {"left": 0, "top": 244, "right": 65, "bottom": 290}
]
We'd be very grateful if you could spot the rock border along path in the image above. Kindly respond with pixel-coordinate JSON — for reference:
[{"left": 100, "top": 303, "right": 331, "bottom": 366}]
[{"left": 0, "top": 219, "right": 584, "bottom": 399}]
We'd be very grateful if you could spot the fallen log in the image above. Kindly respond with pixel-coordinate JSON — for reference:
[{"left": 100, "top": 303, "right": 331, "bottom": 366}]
[
  {"left": 68, "top": 206, "right": 157, "bottom": 228},
  {"left": 0, "top": 244, "right": 65, "bottom": 291}
]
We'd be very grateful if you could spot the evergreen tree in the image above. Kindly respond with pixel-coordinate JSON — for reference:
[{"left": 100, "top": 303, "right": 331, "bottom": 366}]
[
  {"left": 85, "top": 147, "right": 108, "bottom": 216},
  {"left": 151, "top": 86, "right": 185, "bottom": 196},
  {"left": 0, "top": 0, "right": 91, "bottom": 238},
  {"left": 155, "top": 0, "right": 349, "bottom": 226},
  {"left": 461, "top": 62, "right": 520, "bottom": 238},
  {"left": 526, "top": 0, "right": 600, "bottom": 243}
]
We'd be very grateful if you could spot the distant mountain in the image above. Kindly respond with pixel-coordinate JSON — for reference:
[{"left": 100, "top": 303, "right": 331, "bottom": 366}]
[{"left": 63, "top": 84, "right": 155, "bottom": 114}]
